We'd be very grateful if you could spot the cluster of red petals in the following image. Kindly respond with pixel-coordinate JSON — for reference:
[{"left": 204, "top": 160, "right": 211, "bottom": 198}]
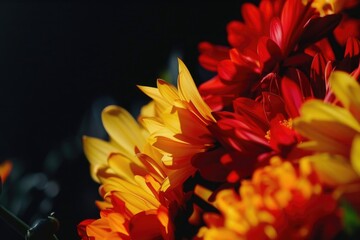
[
  {"left": 198, "top": 0, "right": 359, "bottom": 111},
  {"left": 78, "top": 0, "right": 360, "bottom": 239},
  {"left": 193, "top": 0, "right": 360, "bottom": 184}
]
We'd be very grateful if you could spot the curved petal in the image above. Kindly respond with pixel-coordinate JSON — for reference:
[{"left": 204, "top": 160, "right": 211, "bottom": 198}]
[
  {"left": 351, "top": 134, "right": 360, "bottom": 175},
  {"left": 157, "top": 79, "right": 179, "bottom": 105},
  {"left": 177, "top": 59, "right": 215, "bottom": 122},
  {"left": 83, "top": 136, "right": 119, "bottom": 182},
  {"left": 329, "top": 71, "right": 360, "bottom": 121},
  {"left": 108, "top": 153, "right": 147, "bottom": 184},
  {"left": 308, "top": 153, "right": 359, "bottom": 186},
  {"left": 102, "top": 105, "right": 146, "bottom": 158}
]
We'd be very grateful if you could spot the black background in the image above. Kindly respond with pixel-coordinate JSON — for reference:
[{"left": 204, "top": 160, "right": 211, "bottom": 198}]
[{"left": 0, "top": 1, "right": 246, "bottom": 239}]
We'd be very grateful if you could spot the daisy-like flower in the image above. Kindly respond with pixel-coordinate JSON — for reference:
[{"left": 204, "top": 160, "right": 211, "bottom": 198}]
[
  {"left": 195, "top": 37, "right": 360, "bottom": 185},
  {"left": 198, "top": 0, "right": 342, "bottom": 110},
  {"left": 293, "top": 71, "right": 360, "bottom": 212},
  {"left": 78, "top": 105, "right": 184, "bottom": 239},
  {"left": 78, "top": 59, "right": 217, "bottom": 239},
  {"left": 195, "top": 157, "right": 341, "bottom": 240},
  {"left": 137, "top": 59, "right": 216, "bottom": 190},
  {"left": 294, "top": 71, "right": 360, "bottom": 160}
]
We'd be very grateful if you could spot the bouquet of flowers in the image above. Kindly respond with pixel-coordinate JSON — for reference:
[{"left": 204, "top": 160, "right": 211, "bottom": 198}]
[{"left": 77, "top": 0, "right": 360, "bottom": 239}]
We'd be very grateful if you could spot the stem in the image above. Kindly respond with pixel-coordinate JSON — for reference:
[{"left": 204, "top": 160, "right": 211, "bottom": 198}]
[{"left": 0, "top": 204, "right": 29, "bottom": 237}]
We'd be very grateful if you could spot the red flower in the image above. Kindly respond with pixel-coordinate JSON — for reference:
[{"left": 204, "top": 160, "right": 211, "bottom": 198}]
[
  {"left": 193, "top": 80, "right": 305, "bottom": 183},
  {"left": 198, "top": 0, "right": 342, "bottom": 110}
]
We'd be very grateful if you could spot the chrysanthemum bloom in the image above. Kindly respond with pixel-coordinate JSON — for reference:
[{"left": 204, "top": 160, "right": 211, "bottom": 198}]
[
  {"left": 294, "top": 71, "right": 360, "bottom": 164},
  {"left": 198, "top": 0, "right": 342, "bottom": 110},
  {"left": 195, "top": 157, "right": 341, "bottom": 240},
  {"left": 137, "top": 59, "right": 216, "bottom": 190},
  {"left": 192, "top": 86, "right": 304, "bottom": 183},
  {"left": 78, "top": 105, "right": 185, "bottom": 239},
  {"left": 193, "top": 35, "right": 360, "bottom": 184},
  {"left": 293, "top": 71, "right": 360, "bottom": 212}
]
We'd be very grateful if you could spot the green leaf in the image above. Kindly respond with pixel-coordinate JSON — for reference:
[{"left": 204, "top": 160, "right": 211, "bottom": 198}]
[{"left": 341, "top": 200, "right": 360, "bottom": 236}]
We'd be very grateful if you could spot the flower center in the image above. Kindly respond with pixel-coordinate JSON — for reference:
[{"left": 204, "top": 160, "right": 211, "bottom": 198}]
[{"left": 265, "top": 118, "right": 293, "bottom": 141}]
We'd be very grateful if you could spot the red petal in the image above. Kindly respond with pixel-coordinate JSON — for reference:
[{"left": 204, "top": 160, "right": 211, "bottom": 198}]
[
  {"left": 77, "top": 219, "right": 96, "bottom": 239},
  {"left": 299, "top": 14, "right": 342, "bottom": 50},
  {"left": 257, "top": 37, "right": 282, "bottom": 73},
  {"left": 227, "top": 21, "right": 250, "bottom": 48},
  {"left": 198, "top": 42, "right": 229, "bottom": 71},
  {"left": 310, "top": 53, "right": 327, "bottom": 99},
  {"left": 242, "top": 3, "right": 262, "bottom": 34},
  {"left": 130, "top": 210, "right": 172, "bottom": 240},
  {"left": 270, "top": 17, "right": 283, "bottom": 49},
  {"left": 192, "top": 148, "right": 231, "bottom": 182},
  {"left": 280, "top": 75, "right": 304, "bottom": 118},
  {"left": 344, "top": 37, "right": 360, "bottom": 58},
  {"left": 262, "top": 91, "right": 287, "bottom": 121},
  {"left": 334, "top": 16, "right": 360, "bottom": 46},
  {"left": 233, "top": 97, "right": 268, "bottom": 131},
  {"left": 218, "top": 59, "right": 238, "bottom": 81}
]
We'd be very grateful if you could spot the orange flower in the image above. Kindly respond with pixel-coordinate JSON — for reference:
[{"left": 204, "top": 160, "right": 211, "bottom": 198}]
[
  {"left": 0, "top": 160, "right": 12, "bottom": 183},
  {"left": 78, "top": 105, "right": 184, "bottom": 239},
  {"left": 195, "top": 157, "right": 341, "bottom": 240},
  {"left": 79, "top": 59, "right": 214, "bottom": 239}
]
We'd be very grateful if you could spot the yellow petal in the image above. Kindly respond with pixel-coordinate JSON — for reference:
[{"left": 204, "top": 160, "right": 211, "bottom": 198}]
[
  {"left": 177, "top": 59, "right": 215, "bottom": 122},
  {"left": 108, "top": 213, "right": 129, "bottom": 235},
  {"left": 102, "top": 105, "right": 146, "bottom": 165},
  {"left": 294, "top": 100, "right": 360, "bottom": 155},
  {"left": 194, "top": 185, "right": 213, "bottom": 205},
  {"left": 136, "top": 151, "right": 167, "bottom": 182},
  {"left": 351, "top": 134, "right": 360, "bottom": 176},
  {"left": 137, "top": 85, "right": 169, "bottom": 113},
  {"left": 107, "top": 153, "right": 147, "bottom": 184},
  {"left": 157, "top": 79, "right": 179, "bottom": 104},
  {"left": 139, "top": 100, "right": 156, "bottom": 119},
  {"left": 330, "top": 71, "right": 360, "bottom": 120},
  {"left": 102, "top": 178, "right": 160, "bottom": 213},
  {"left": 83, "top": 136, "right": 119, "bottom": 182},
  {"left": 163, "top": 105, "right": 213, "bottom": 144},
  {"left": 134, "top": 175, "right": 159, "bottom": 197},
  {"left": 161, "top": 167, "right": 195, "bottom": 191},
  {"left": 307, "top": 153, "right": 359, "bottom": 186},
  {"left": 297, "top": 99, "right": 360, "bottom": 132}
]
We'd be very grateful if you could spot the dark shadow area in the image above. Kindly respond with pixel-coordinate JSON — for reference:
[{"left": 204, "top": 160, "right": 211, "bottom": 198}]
[{"left": 0, "top": 1, "right": 245, "bottom": 239}]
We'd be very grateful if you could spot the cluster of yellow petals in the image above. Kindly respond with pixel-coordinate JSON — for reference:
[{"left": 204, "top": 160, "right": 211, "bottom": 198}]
[
  {"left": 196, "top": 157, "right": 338, "bottom": 240},
  {"left": 81, "top": 105, "right": 181, "bottom": 238},
  {"left": 80, "top": 59, "right": 214, "bottom": 239},
  {"left": 294, "top": 71, "right": 360, "bottom": 186},
  {"left": 138, "top": 59, "right": 216, "bottom": 190}
]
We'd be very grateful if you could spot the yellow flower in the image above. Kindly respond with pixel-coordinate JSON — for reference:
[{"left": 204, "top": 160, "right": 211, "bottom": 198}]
[
  {"left": 293, "top": 71, "right": 360, "bottom": 185},
  {"left": 195, "top": 157, "right": 340, "bottom": 240},
  {"left": 138, "top": 59, "right": 216, "bottom": 190},
  {"left": 79, "top": 60, "right": 212, "bottom": 238},
  {"left": 80, "top": 105, "right": 183, "bottom": 239}
]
